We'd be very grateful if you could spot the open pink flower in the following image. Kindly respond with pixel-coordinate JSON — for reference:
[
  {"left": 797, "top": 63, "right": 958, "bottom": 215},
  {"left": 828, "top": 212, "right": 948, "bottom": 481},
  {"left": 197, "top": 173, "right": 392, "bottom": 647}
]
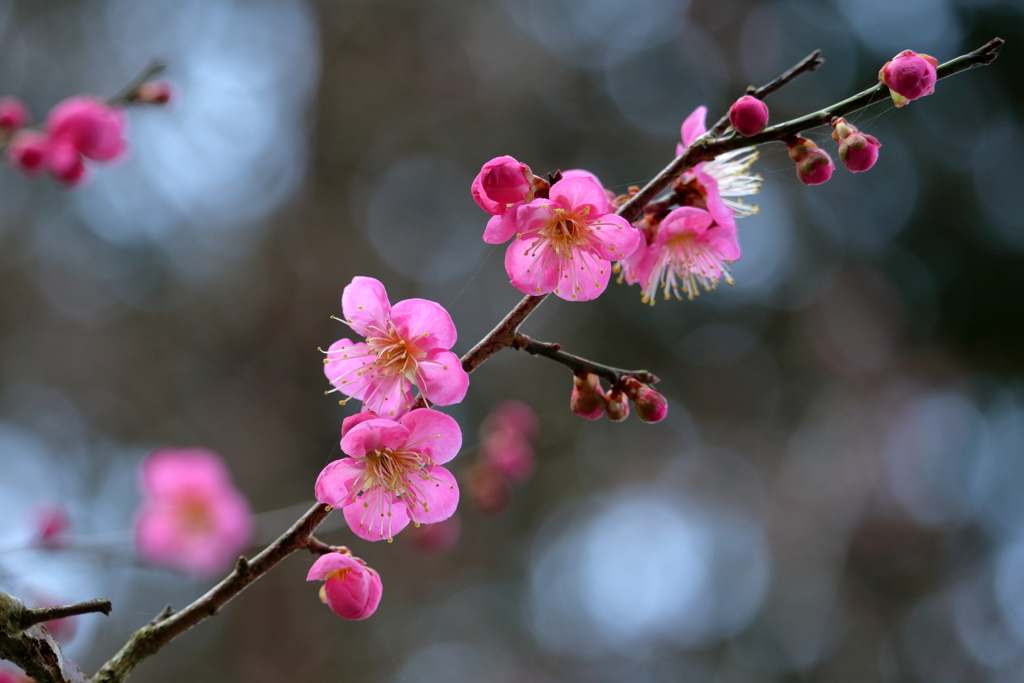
[
  {"left": 505, "top": 176, "right": 639, "bottom": 301},
  {"left": 323, "top": 277, "right": 469, "bottom": 417},
  {"left": 6, "top": 131, "right": 50, "bottom": 176},
  {"left": 315, "top": 408, "right": 462, "bottom": 542},
  {"left": 135, "top": 448, "right": 253, "bottom": 577},
  {"left": 46, "top": 97, "right": 127, "bottom": 163},
  {"left": 307, "top": 551, "right": 382, "bottom": 620},
  {"left": 625, "top": 206, "right": 740, "bottom": 303}
]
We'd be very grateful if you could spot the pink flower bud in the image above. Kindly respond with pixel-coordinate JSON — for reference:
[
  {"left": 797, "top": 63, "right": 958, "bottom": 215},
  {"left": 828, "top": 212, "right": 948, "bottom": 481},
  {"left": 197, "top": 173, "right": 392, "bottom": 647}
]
[
  {"left": 0, "top": 98, "right": 29, "bottom": 131},
  {"left": 341, "top": 410, "right": 380, "bottom": 437},
  {"left": 604, "top": 389, "right": 629, "bottom": 422},
  {"left": 46, "top": 96, "right": 128, "bottom": 163},
  {"left": 6, "top": 130, "right": 50, "bottom": 175},
  {"left": 878, "top": 50, "right": 938, "bottom": 108},
  {"left": 786, "top": 136, "right": 834, "bottom": 186},
  {"left": 471, "top": 155, "right": 534, "bottom": 215},
  {"left": 307, "top": 551, "right": 382, "bottom": 620},
  {"left": 33, "top": 502, "right": 71, "bottom": 549},
  {"left": 831, "top": 118, "right": 881, "bottom": 173},
  {"left": 728, "top": 95, "right": 769, "bottom": 137},
  {"left": 633, "top": 387, "right": 668, "bottom": 423},
  {"left": 47, "top": 138, "right": 88, "bottom": 187},
  {"left": 570, "top": 373, "right": 606, "bottom": 420},
  {"left": 135, "top": 81, "right": 174, "bottom": 105}
]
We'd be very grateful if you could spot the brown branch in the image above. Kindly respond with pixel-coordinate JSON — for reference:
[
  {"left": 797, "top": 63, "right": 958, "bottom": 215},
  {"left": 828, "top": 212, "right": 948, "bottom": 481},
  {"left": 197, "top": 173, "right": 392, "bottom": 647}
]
[
  {"left": 91, "top": 503, "right": 332, "bottom": 683},
  {"left": 513, "top": 334, "right": 659, "bottom": 386},
  {"left": 20, "top": 599, "right": 111, "bottom": 630},
  {"left": 305, "top": 537, "right": 349, "bottom": 556},
  {"left": 0, "top": 591, "right": 89, "bottom": 683},
  {"left": 617, "top": 38, "right": 1003, "bottom": 224}
]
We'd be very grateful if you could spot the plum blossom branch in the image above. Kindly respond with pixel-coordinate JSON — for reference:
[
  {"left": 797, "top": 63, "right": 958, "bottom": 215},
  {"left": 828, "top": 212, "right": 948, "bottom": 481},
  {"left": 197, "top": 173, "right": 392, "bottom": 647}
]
[
  {"left": 20, "top": 599, "right": 112, "bottom": 630},
  {"left": 513, "top": 333, "right": 659, "bottom": 386},
  {"left": 0, "top": 591, "right": 92, "bottom": 683},
  {"left": 107, "top": 60, "right": 167, "bottom": 106},
  {"left": 617, "top": 37, "right": 1003, "bottom": 224}
]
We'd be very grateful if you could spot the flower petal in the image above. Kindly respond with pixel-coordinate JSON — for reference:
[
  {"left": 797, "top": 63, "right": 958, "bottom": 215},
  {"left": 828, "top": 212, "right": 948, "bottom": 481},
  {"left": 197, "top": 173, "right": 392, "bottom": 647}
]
[
  {"left": 390, "top": 298, "right": 457, "bottom": 352},
  {"left": 407, "top": 466, "right": 459, "bottom": 525},
  {"left": 587, "top": 213, "right": 640, "bottom": 261},
  {"left": 483, "top": 206, "right": 521, "bottom": 244},
  {"left": 417, "top": 350, "right": 470, "bottom": 407},
  {"left": 307, "top": 551, "right": 362, "bottom": 581},
  {"left": 560, "top": 170, "right": 611, "bottom": 213},
  {"left": 142, "top": 448, "right": 231, "bottom": 497},
  {"left": 341, "top": 277, "right": 392, "bottom": 338},
  {"left": 655, "top": 207, "right": 715, "bottom": 246},
  {"left": 341, "top": 410, "right": 380, "bottom": 438},
  {"left": 699, "top": 226, "right": 742, "bottom": 263},
  {"left": 553, "top": 250, "right": 611, "bottom": 302},
  {"left": 399, "top": 409, "right": 463, "bottom": 465},
  {"left": 505, "top": 237, "right": 559, "bottom": 296},
  {"left": 343, "top": 488, "right": 411, "bottom": 541},
  {"left": 695, "top": 166, "right": 736, "bottom": 232},
  {"left": 315, "top": 458, "right": 365, "bottom": 507},
  {"left": 340, "top": 419, "right": 412, "bottom": 458},
  {"left": 681, "top": 106, "right": 708, "bottom": 147},
  {"left": 361, "top": 375, "right": 416, "bottom": 418},
  {"left": 549, "top": 176, "right": 608, "bottom": 215},
  {"left": 323, "top": 339, "right": 374, "bottom": 400}
]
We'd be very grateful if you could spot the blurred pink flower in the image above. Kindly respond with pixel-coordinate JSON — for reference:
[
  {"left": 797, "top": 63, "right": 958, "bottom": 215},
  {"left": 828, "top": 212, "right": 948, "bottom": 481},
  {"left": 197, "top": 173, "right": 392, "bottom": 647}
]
[
  {"left": 315, "top": 408, "right": 462, "bottom": 542},
  {"left": 0, "top": 98, "right": 28, "bottom": 131},
  {"left": 323, "top": 277, "right": 469, "bottom": 417},
  {"left": 307, "top": 551, "right": 382, "bottom": 620},
  {"left": 480, "top": 401, "right": 538, "bottom": 483},
  {"left": 6, "top": 131, "right": 49, "bottom": 176},
  {"left": 45, "top": 97, "right": 127, "bottom": 163},
  {"left": 408, "top": 513, "right": 462, "bottom": 554},
  {"left": 0, "top": 667, "right": 32, "bottom": 683},
  {"left": 505, "top": 175, "right": 639, "bottom": 301},
  {"left": 473, "top": 155, "right": 535, "bottom": 244},
  {"left": 879, "top": 50, "right": 938, "bottom": 107},
  {"left": 728, "top": 95, "right": 770, "bottom": 137},
  {"left": 135, "top": 448, "right": 253, "bottom": 578},
  {"left": 31, "top": 502, "right": 70, "bottom": 549},
  {"left": 624, "top": 206, "right": 740, "bottom": 303}
]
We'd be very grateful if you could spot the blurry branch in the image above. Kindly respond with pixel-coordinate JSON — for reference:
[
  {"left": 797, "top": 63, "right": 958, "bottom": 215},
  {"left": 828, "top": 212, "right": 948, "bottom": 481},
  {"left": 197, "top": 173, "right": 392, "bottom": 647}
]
[
  {"left": 107, "top": 59, "right": 167, "bottom": 106},
  {"left": 91, "top": 503, "right": 332, "bottom": 683},
  {"left": 0, "top": 591, "right": 99, "bottom": 683},
  {"left": 513, "top": 334, "right": 659, "bottom": 386},
  {"left": 618, "top": 37, "right": 1004, "bottom": 223}
]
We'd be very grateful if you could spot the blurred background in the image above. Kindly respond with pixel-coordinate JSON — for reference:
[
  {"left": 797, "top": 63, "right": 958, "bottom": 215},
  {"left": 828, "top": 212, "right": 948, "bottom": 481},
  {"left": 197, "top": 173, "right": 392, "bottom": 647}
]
[{"left": 0, "top": 0, "right": 1023, "bottom": 680}]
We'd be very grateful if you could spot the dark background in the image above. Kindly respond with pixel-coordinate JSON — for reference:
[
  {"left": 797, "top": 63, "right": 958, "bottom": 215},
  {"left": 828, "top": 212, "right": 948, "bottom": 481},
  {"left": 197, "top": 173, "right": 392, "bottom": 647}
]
[{"left": 1, "top": 0, "right": 1023, "bottom": 681}]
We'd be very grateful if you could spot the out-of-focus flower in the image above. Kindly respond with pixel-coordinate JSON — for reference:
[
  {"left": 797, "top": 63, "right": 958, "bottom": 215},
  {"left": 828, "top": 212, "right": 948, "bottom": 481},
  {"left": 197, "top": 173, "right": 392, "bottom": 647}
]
[
  {"left": 32, "top": 502, "right": 70, "bottom": 549},
  {"left": 831, "top": 117, "right": 882, "bottom": 173},
  {"left": 135, "top": 448, "right": 253, "bottom": 578},
  {"left": 45, "top": 97, "right": 127, "bottom": 163},
  {"left": 505, "top": 175, "right": 640, "bottom": 301},
  {"left": 728, "top": 95, "right": 770, "bottom": 137},
  {"left": 46, "top": 138, "right": 88, "bottom": 187},
  {"left": 26, "top": 593, "right": 77, "bottom": 642},
  {"left": 0, "top": 666, "right": 32, "bottom": 683},
  {"left": 786, "top": 135, "right": 834, "bottom": 186},
  {"left": 625, "top": 206, "right": 740, "bottom": 303},
  {"left": 323, "top": 277, "right": 469, "bottom": 417},
  {"left": 879, "top": 50, "right": 938, "bottom": 107},
  {"left": 473, "top": 155, "right": 535, "bottom": 244},
  {"left": 469, "top": 462, "right": 512, "bottom": 516},
  {"left": 675, "top": 106, "right": 761, "bottom": 221},
  {"left": 604, "top": 388, "right": 629, "bottom": 422},
  {"left": 307, "top": 550, "right": 382, "bottom": 620},
  {"left": 315, "top": 408, "right": 462, "bottom": 542},
  {"left": 408, "top": 513, "right": 462, "bottom": 554},
  {"left": 571, "top": 373, "right": 607, "bottom": 420},
  {"left": 133, "top": 81, "right": 175, "bottom": 105},
  {"left": 480, "top": 400, "right": 538, "bottom": 483},
  {"left": 6, "top": 131, "right": 49, "bottom": 175},
  {"left": 0, "top": 98, "right": 29, "bottom": 131}
]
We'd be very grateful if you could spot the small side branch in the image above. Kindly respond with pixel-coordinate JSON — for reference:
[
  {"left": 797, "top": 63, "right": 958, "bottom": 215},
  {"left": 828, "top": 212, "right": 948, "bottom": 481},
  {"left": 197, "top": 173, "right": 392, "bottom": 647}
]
[
  {"left": 107, "top": 59, "right": 167, "bottom": 106},
  {"left": 513, "top": 333, "right": 659, "bottom": 386},
  {"left": 0, "top": 591, "right": 90, "bottom": 683},
  {"left": 20, "top": 599, "right": 111, "bottom": 630}
]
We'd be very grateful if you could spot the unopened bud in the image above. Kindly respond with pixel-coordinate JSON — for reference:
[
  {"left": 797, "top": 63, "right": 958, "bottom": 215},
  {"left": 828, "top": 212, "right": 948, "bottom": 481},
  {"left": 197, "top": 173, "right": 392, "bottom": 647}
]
[
  {"left": 728, "top": 95, "right": 769, "bottom": 137},
  {"left": 0, "top": 97, "right": 29, "bottom": 131},
  {"left": 878, "top": 50, "right": 938, "bottom": 108},
  {"left": 632, "top": 386, "right": 668, "bottom": 423},
  {"left": 604, "top": 389, "right": 629, "bottom": 422},
  {"left": 786, "top": 136, "right": 834, "bottom": 186},
  {"left": 570, "top": 373, "right": 606, "bottom": 420},
  {"left": 6, "top": 130, "right": 49, "bottom": 175},
  {"left": 471, "top": 155, "right": 534, "bottom": 215},
  {"left": 135, "top": 80, "right": 174, "bottom": 105},
  {"left": 831, "top": 118, "right": 881, "bottom": 173}
]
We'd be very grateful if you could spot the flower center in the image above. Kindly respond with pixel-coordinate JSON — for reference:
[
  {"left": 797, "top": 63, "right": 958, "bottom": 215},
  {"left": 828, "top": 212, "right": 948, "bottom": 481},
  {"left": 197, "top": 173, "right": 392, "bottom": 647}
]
[
  {"left": 363, "top": 447, "right": 427, "bottom": 493},
  {"left": 176, "top": 494, "right": 213, "bottom": 534},
  {"left": 365, "top": 320, "right": 426, "bottom": 379},
  {"left": 642, "top": 234, "right": 733, "bottom": 304},
  {"left": 541, "top": 208, "right": 590, "bottom": 257}
]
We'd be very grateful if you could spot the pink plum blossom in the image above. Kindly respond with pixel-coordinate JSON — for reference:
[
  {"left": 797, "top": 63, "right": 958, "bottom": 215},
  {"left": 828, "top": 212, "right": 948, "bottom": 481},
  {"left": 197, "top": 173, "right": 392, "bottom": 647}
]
[
  {"left": 135, "top": 448, "right": 253, "bottom": 577},
  {"left": 307, "top": 550, "right": 382, "bottom": 620},
  {"left": 728, "top": 95, "right": 770, "bottom": 137},
  {"left": 473, "top": 155, "right": 535, "bottom": 244},
  {"left": 786, "top": 136, "right": 834, "bottom": 186},
  {"left": 46, "top": 97, "right": 128, "bottom": 163},
  {"left": 0, "top": 98, "right": 28, "bottom": 131},
  {"left": 6, "top": 131, "right": 49, "bottom": 176},
  {"left": 0, "top": 667, "right": 31, "bottom": 683},
  {"left": 505, "top": 175, "right": 639, "bottom": 301},
  {"left": 323, "top": 277, "right": 469, "bottom": 417},
  {"left": 32, "top": 501, "right": 71, "bottom": 548},
  {"left": 879, "top": 50, "right": 938, "bottom": 107},
  {"left": 480, "top": 400, "right": 538, "bottom": 483},
  {"left": 831, "top": 117, "right": 881, "bottom": 173},
  {"left": 625, "top": 206, "right": 740, "bottom": 303},
  {"left": 315, "top": 408, "right": 462, "bottom": 542}
]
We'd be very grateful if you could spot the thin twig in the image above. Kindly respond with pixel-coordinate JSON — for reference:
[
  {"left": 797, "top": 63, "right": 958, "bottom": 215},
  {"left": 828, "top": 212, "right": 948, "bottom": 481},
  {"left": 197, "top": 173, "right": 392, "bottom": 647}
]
[
  {"left": 107, "top": 59, "right": 166, "bottom": 106},
  {"left": 513, "top": 334, "right": 659, "bottom": 386},
  {"left": 20, "top": 599, "right": 111, "bottom": 630}
]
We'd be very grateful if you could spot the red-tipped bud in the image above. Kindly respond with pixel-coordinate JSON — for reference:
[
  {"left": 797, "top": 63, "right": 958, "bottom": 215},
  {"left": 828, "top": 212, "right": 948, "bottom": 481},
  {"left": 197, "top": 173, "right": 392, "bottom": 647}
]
[
  {"left": 0, "top": 98, "right": 29, "bottom": 131},
  {"left": 471, "top": 155, "right": 534, "bottom": 215},
  {"left": 633, "top": 387, "right": 668, "bottom": 423},
  {"left": 6, "top": 130, "right": 49, "bottom": 175},
  {"left": 134, "top": 80, "right": 174, "bottom": 105},
  {"left": 571, "top": 373, "right": 606, "bottom": 420},
  {"left": 878, "top": 50, "right": 938, "bottom": 108},
  {"left": 604, "top": 389, "right": 630, "bottom": 422},
  {"left": 831, "top": 118, "right": 881, "bottom": 173},
  {"left": 728, "top": 95, "right": 769, "bottom": 137},
  {"left": 786, "top": 136, "right": 834, "bottom": 186}
]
